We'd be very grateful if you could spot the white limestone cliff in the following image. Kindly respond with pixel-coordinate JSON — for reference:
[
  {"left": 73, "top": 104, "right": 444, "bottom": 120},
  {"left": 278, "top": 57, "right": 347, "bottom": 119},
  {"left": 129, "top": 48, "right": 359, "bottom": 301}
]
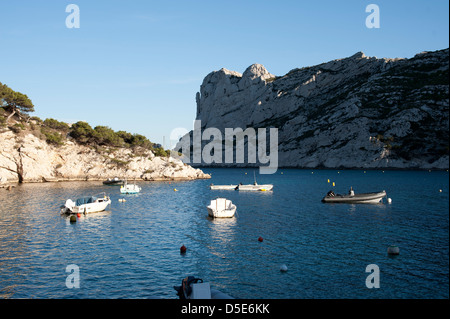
[
  {"left": 0, "top": 130, "right": 210, "bottom": 184},
  {"left": 179, "top": 49, "right": 449, "bottom": 169}
]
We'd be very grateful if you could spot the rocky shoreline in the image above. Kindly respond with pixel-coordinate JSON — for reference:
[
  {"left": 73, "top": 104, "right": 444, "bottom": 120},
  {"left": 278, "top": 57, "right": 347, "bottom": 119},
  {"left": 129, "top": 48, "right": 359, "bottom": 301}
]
[{"left": 0, "top": 130, "right": 210, "bottom": 185}]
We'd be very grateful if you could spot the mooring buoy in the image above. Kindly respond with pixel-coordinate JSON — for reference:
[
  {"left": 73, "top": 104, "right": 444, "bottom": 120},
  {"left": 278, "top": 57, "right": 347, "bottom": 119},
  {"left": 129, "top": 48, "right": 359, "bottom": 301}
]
[
  {"left": 387, "top": 245, "right": 400, "bottom": 255},
  {"left": 280, "top": 264, "right": 288, "bottom": 272}
]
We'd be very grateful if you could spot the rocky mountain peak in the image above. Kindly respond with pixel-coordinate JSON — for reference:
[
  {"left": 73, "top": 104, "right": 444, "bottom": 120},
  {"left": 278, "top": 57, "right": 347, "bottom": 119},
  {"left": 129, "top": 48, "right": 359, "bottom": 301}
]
[
  {"left": 350, "top": 51, "right": 367, "bottom": 59},
  {"left": 242, "top": 63, "right": 274, "bottom": 81}
]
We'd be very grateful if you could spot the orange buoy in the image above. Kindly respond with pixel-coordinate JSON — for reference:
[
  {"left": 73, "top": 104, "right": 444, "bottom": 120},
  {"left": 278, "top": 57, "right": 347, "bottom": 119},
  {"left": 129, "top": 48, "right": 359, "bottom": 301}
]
[
  {"left": 77, "top": 213, "right": 81, "bottom": 218},
  {"left": 180, "top": 245, "right": 187, "bottom": 254},
  {"left": 258, "top": 236, "right": 263, "bottom": 242}
]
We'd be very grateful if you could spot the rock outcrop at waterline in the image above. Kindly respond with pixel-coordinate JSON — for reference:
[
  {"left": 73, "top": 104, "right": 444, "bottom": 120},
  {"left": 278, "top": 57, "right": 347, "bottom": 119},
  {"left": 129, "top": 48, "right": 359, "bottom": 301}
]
[
  {"left": 178, "top": 48, "right": 449, "bottom": 169},
  {"left": 0, "top": 130, "right": 210, "bottom": 184}
]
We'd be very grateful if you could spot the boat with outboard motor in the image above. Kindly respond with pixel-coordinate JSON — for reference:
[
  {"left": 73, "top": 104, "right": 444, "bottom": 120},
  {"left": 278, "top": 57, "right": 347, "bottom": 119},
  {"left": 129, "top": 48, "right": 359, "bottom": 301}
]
[
  {"left": 61, "top": 192, "right": 111, "bottom": 214},
  {"left": 322, "top": 189, "right": 387, "bottom": 204},
  {"left": 174, "top": 276, "right": 234, "bottom": 299}
]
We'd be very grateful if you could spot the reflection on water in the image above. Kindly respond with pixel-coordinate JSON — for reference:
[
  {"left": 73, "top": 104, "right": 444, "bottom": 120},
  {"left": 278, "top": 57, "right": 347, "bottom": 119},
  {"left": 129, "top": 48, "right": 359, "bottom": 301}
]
[{"left": 0, "top": 169, "right": 448, "bottom": 299}]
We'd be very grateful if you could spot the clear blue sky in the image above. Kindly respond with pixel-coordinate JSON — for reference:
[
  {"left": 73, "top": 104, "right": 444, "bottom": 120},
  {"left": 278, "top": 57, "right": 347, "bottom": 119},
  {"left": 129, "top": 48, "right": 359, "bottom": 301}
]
[{"left": 0, "top": 0, "right": 448, "bottom": 146}]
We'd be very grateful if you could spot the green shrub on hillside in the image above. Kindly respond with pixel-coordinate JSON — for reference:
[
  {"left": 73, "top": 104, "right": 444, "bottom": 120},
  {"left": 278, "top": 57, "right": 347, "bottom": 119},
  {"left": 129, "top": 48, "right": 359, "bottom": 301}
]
[
  {"left": 116, "top": 131, "right": 154, "bottom": 149},
  {"left": 41, "top": 127, "right": 64, "bottom": 145},
  {"left": 69, "top": 121, "right": 94, "bottom": 144},
  {"left": 153, "top": 147, "right": 170, "bottom": 157},
  {"left": 43, "top": 118, "right": 70, "bottom": 131},
  {"left": 0, "top": 108, "right": 5, "bottom": 127},
  {"left": 92, "top": 125, "right": 124, "bottom": 147}
]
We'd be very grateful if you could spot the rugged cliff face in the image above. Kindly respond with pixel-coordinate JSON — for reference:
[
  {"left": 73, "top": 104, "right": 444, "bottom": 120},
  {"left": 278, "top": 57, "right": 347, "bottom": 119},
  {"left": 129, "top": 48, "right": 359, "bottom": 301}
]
[
  {"left": 0, "top": 130, "right": 210, "bottom": 184},
  {"left": 180, "top": 48, "right": 449, "bottom": 169}
]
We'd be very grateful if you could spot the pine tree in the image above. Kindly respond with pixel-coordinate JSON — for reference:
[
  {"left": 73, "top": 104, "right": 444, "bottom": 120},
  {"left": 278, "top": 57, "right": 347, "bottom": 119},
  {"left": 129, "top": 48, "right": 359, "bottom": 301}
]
[{"left": 0, "top": 82, "right": 34, "bottom": 122}]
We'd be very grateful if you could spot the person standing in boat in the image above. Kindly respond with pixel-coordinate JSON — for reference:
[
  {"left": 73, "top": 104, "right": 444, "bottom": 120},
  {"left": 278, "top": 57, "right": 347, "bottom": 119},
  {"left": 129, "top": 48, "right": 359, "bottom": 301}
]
[{"left": 349, "top": 187, "right": 355, "bottom": 196}]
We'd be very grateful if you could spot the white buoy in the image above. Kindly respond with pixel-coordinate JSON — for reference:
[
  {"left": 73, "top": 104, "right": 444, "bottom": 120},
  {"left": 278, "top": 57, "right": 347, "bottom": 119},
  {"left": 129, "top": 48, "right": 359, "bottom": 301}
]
[
  {"left": 280, "top": 264, "right": 288, "bottom": 272},
  {"left": 387, "top": 245, "right": 400, "bottom": 255},
  {"left": 387, "top": 198, "right": 392, "bottom": 204}
]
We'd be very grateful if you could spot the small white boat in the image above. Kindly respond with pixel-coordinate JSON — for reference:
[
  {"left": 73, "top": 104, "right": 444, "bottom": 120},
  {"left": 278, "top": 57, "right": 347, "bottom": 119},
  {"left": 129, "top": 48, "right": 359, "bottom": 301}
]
[
  {"left": 322, "top": 190, "right": 387, "bottom": 204},
  {"left": 237, "top": 183, "right": 273, "bottom": 191},
  {"left": 237, "top": 172, "right": 273, "bottom": 191},
  {"left": 61, "top": 192, "right": 111, "bottom": 214},
  {"left": 207, "top": 198, "right": 236, "bottom": 218},
  {"left": 120, "top": 180, "right": 141, "bottom": 194},
  {"left": 209, "top": 172, "right": 273, "bottom": 192},
  {"left": 209, "top": 184, "right": 238, "bottom": 190}
]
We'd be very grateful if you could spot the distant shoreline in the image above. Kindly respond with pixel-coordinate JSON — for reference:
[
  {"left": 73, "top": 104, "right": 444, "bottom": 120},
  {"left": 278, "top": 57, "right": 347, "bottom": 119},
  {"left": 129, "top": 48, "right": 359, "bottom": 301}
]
[
  {"left": 191, "top": 165, "right": 449, "bottom": 172},
  {"left": 0, "top": 175, "right": 211, "bottom": 187}
]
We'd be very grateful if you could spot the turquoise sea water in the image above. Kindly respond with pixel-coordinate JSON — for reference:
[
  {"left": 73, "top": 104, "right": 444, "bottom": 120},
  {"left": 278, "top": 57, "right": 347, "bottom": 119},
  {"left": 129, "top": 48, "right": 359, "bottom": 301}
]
[{"left": 0, "top": 168, "right": 448, "bottom": 299}]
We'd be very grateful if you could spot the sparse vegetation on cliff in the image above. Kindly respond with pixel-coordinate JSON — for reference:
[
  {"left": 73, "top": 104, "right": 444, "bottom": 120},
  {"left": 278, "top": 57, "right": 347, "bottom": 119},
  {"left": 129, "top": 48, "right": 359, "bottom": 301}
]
[
  {"left": 0, "top": 83, "right": 210, "bottom": 184},
  {"left": 0, "top": 83, "right": 171, "bottom": 157}
]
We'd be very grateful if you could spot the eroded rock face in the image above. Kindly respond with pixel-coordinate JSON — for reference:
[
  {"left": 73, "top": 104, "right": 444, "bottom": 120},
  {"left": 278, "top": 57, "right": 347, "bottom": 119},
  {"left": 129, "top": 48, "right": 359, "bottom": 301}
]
[
  {"left": 179, "top": 49, "right": 449, "bottom": 169},
  {"left": 0, "top": 130, "right": 210, "bottom": 183}
]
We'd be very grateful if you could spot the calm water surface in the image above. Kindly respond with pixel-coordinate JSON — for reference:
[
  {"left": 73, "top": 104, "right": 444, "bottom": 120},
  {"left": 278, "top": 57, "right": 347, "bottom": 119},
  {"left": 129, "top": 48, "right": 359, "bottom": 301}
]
[{"left": 0, "top": 169, "right": 448, "bottom": 299}]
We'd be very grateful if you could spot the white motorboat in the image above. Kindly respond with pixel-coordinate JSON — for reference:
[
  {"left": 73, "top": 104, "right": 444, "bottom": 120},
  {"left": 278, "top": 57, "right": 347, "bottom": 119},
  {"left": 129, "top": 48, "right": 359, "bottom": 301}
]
[
  {"left": 236, "top": 171, "right": 273, "bottom": 191},
  {"left": 207, "top": 198, "right": 236, "bottom": 218},
  {"left": 61, "top": 192, "right": 111, "bottom": 214},
  {"left": 322, "top": 190, "right": 387, "bottom": 204},
  {"left": 120, "top": 180, "right": 141, "bottom": 194}
]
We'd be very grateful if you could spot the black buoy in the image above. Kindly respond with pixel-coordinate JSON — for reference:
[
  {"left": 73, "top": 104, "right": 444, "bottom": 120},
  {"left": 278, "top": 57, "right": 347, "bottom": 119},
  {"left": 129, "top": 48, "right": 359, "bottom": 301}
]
[
  {"left": 70, "top": 215, "right": 77, "bottom": 223},
  {"left": 387, "top": 245, "right": 400, "bottom": 255}
]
